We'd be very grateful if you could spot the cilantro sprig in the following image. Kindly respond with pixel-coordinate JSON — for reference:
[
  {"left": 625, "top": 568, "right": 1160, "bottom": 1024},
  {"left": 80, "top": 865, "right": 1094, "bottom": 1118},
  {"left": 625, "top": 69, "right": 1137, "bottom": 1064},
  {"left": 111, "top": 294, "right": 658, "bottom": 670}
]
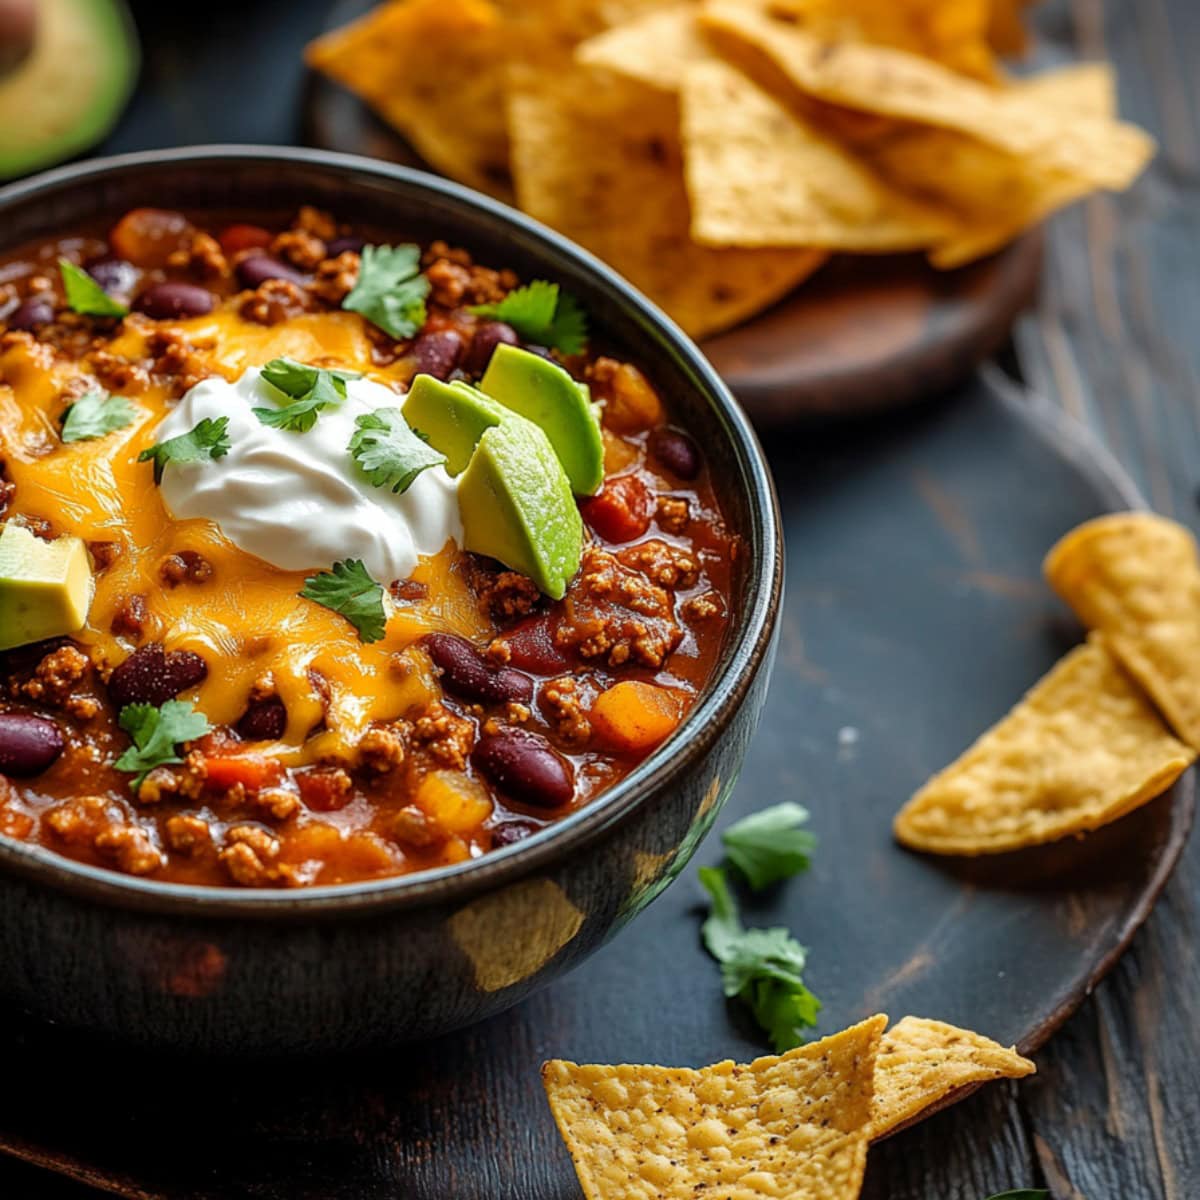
[
  {"left": 699, "top": 865, "right": 821, "bottom": 1052},
  {"left": 61, "top": 390, "right": 139, "bottom": 443},
  {"left": 59, "top": 258, "right": 128, "bottom": 318},
  {"left": 138, "top": 416, "right": 231, "bottom": 483},
  {"left": 114, "top": 700, "right": 211, "bottom": 791},
  {"left": 254, "top": 357, "right": 362, "bottom": 434},
  {"left": 342, "top": 244, "right": 430, "bottom": 340},
  {"left": 722, "top": 802, "right": 816, "bottom": 891},
  {"left": 470, "top": 280, "right": 587, "bottom": 356},
  {"left": 349, "top": 408, "right": 446, "bottom": 495},
  {"left": 300, "top": 559, "right": 387, "bottom": 643}
]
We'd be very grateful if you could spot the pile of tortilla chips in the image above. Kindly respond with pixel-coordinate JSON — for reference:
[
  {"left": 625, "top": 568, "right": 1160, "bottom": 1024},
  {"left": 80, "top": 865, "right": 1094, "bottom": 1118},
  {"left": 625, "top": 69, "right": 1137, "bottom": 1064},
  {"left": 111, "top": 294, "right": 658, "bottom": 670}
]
[
  {"left": 895, "top": 512, "right": 1200, "bottom": 857},
  {"left": 308, "top": 0, "right": 1155, "bottom": 338},
  {"left": 542, "top": 1013, "right": 1033, "bottom": 1198}
]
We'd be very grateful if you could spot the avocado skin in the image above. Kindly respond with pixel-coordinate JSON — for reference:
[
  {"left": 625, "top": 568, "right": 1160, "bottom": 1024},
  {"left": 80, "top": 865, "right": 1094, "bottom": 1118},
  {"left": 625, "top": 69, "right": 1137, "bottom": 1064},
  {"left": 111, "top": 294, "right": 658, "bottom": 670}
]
[
  {"left": 480, "top": 344, "right": 604, "bottom": 496},
  {"left": 0, "top": 0, "right": 140, "bottom": 181}
]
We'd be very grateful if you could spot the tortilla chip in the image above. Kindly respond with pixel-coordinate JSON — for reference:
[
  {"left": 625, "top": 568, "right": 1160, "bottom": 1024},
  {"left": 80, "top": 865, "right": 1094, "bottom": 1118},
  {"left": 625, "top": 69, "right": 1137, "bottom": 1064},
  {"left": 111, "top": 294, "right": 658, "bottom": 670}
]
[
  {"left": 542, "top": 1015, "right": 886, "bottom": 1200},
  {"left": 700, "top": 0, "right": 1155, "bottom": 191},
  {"left": 1045, "top": 513, "right": 1200, "bottom": 750},
  {"left": 870, "top": 1017, "right": 1035, "bottom": 1139},
  {"left": 577, "top": 3, "right": 712, "bottom": 92},
  {"left": 681, "top": 59, "right": 960, "bottom": 251},
  {"left": 894, "top": 639, "right": 1194, "bottom": 856},
  {"left": 306, "top": 0, "right": 512, "bottom": 199},
  {"left": 505, "top": 0, "right": 686, "bottom": 55},
  {"left": 989, "top": 0, "right": 1033, "bottom": 58},
  {"left": 506, "top": 64, "right": 824, "bottom": 337}
]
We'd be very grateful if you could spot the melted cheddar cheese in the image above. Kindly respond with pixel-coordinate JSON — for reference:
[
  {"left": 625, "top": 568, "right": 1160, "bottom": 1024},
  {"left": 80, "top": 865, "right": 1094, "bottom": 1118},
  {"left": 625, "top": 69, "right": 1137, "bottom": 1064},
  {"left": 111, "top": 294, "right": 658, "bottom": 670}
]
[{"left": 0, "top": 310, "right": 489, "bottom": 762}]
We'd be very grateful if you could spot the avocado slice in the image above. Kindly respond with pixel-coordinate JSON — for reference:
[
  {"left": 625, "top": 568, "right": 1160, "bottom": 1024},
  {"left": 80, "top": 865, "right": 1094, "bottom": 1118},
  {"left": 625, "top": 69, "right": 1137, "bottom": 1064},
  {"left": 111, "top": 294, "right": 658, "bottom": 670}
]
[
  {"left": 404, "top": 372, "right": 583, "bottom": 598},
  {"left": 479, "top": 344, "right": 604, "bottom": 496},
  {"left": 0, "top": 0, "right": 139, "bottom": 181},
  {"left": 0, "top": 523, "right": 93, "bottom": 651}
]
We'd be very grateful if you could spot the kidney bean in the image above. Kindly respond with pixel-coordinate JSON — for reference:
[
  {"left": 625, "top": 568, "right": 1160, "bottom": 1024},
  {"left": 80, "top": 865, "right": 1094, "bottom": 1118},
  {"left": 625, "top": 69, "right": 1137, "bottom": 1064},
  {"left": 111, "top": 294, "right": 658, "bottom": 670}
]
[
  {"left": 110, "top": 208, "right": 192, "bottom": 268},
  {"left": 0, "top": 636, "right": 69, "bottom": 678},
  {"left": 235, "top": 254, "right": 307, "bottom": 289},
  {"left": 86, "top": 257, "right": 139, "bottom": 299},
  {"left": 7, "top": 296, "right": 55, "bottom": 330},
  {"left": 473, "top": 728, "right": 573, "bottom": 809},
  {"left": 108, "top": 643, "right": 208, "bottom": 709},
  {"left": 500, "top": 616, "right": 571, "bottom": 675},
  {"left": 490, "top": 818, "right": 541, "bottom": 848},
  {"left": 0, "top": 714, "right": 64, "bottom": 778},
  {"left": 649, "top": 428, "right": 701, "bottom": 481},
  {"left": 135, "top": 282, "right": 215, "bottom": 320},
  {"left": 423, "top": 633, "right": 533, "bottom": 705},
  {"left": 462, "top": 320, "right": 519, "bottom": 376},
  {"left": 412, "top": 329, "right": 464, "bottom": 380},
  {"left": 326, "top": 235, "right": 365, "bottom": 256},
  {"left": 236, "top": 696, "right": 287, "bottom": 742}
]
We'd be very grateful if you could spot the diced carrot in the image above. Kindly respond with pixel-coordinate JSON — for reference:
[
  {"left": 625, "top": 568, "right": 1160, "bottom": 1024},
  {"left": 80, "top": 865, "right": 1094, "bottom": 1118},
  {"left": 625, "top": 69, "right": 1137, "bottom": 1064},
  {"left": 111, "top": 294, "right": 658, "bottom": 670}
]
[
  {"left": 580, "top": 473, "right": 654, "bottom": 543},
  {"left": 589, "top": 681, "right": 682, "bottom": 754},
  {"left": 602, "top": 428, "right": 641, "bottom": 474},
  {"left": 203, "top": 754, "right": 284, "bottom": 794},
  {"left": 217, "top": 223, "right": 273, "bottom": 255},
  {"left": 416, "top": 769, "right": 493, "bottom": 835},
  {"left": 593, "top": 360, "right": 665, "bottom": 433}
]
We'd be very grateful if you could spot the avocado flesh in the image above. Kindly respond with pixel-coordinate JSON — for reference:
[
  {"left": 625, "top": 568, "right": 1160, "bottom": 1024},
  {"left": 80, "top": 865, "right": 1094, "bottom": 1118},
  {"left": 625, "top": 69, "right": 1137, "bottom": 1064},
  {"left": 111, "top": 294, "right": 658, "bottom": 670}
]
[
  {"left": 480, "top": 344, "right": 604, "bottom": 496},
  {"left": 0, "top": 523, "right": 93, "bottom": 651},
  {"left": 404, "top": 372, "right": 583, "bottom": 597},
  {"left": 0, "top": 0, "right": 139, "bottom": 181}
]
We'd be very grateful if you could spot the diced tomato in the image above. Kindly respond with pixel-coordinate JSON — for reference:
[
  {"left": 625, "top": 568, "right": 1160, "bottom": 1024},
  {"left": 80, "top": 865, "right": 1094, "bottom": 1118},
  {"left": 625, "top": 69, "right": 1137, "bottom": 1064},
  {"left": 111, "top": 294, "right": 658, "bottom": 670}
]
[
  {"left": 298, "top": 769, "right": 354, "bottom": 812},
  {"left": 203, "top": 754, "right": 284, "bottom": 795},
  {"left": 218, "top": 223, "right": 274, "bottom": 256},
  {"left": 501, "top": 616, "right": 572, "bottom": 675},
  {"left": 109, "top": 208, "right": 193, "bottom": 268},
  {"left": 581, "top": 474, "right": 654, "bottom": 543}
]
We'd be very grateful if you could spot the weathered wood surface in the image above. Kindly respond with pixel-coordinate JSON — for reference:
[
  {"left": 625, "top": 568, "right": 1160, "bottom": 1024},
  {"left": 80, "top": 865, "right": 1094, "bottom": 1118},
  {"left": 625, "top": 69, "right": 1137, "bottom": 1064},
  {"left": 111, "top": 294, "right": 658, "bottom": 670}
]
[{"left": 3, "top": 0, "right": 1200, "bottom": 1196}]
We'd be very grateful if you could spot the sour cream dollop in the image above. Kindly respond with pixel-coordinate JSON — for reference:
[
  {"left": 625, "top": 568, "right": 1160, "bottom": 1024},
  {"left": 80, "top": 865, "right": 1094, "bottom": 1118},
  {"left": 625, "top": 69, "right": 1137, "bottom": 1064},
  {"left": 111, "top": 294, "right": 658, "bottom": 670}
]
[{"left": 155, "top": 368, "right": 462, "bottom": 581}]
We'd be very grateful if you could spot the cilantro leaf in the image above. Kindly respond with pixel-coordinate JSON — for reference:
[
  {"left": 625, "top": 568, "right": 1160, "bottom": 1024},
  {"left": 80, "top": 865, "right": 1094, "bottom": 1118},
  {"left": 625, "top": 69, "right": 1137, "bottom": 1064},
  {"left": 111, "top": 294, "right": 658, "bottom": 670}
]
[
  {"left": 984, "top": 1193, "right": 1049, "bottom": 1200},
  {"left": 61, "top": 391, "right": 139, "bottom": 443},
  {"left": 300, "top": 559, "right": 388, "bottom": 643},
  {"left": 698, "top": 865, "right": 822, "bottom": 1053},
  {"left": 254, "top": 358, "right": 361, "bottom": 433},
  {"left": 138, "top": 416, "right": 231, "bottom": 484},
  {"left": 59, "top": 258, "right": 128, "bottom": 318},
  {"left": 349, "top": 408, "right": 446, "bottom": 494},
  {"left": 260, "top": 356, "right": 361, "bottom": 400},
  {"left": 342, "top": 244, "right": 430, "bottom": 340},
  {"left": 114, "top": 700, "right": 211, "bottom": 791},
  {"left": 722, "top": 802, "right": 816, "bottom": 890},
  {"left": 470, "top": 280, "right": 588, "bottom": 356}
]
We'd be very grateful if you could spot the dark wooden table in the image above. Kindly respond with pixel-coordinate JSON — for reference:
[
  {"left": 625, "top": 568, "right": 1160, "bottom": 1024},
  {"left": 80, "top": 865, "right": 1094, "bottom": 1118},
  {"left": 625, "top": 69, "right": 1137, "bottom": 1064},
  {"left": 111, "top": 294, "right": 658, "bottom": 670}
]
[{"left": 6, "top": 0, "right": 1199, "bottom": 1196}]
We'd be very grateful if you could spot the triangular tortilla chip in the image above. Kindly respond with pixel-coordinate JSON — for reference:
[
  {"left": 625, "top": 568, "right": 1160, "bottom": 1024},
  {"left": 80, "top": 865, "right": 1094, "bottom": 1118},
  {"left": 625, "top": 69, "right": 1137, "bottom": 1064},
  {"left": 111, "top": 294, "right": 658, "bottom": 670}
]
[
  {"left": 871, "top": 1017, "right": 1035, "bottom": 1139},
  {"left": 894, "top": 639, "right": 1194, "bottom": 855},
  {"left": 542, "top": 1014, "right": 886, "bottom": 1200},
  {"left": 577, "top": 3, "right": 712, "bottom": 92}
]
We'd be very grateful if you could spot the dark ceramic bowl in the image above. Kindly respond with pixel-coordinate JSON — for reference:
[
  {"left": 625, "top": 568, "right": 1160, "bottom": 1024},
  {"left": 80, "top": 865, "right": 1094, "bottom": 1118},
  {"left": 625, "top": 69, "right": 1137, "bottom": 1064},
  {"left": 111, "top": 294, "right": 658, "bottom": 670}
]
[{"left": 0, "top": 147, "right": 782, "bottom": 1054}]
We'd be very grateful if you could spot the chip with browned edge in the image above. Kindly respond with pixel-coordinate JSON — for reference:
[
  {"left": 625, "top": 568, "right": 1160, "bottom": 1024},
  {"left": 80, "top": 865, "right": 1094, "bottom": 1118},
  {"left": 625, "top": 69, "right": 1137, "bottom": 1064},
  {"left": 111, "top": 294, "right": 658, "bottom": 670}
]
[
  {"left": 894, "top": 639, "right": 1194, "bottom": 855},
  {"left": 542, "top": 1014, "right": 886, "bottom": 1200},
  {"left": 870, "top": 1017, "right": 1035, "bottom": 1140},
  {"left": 1045, "top": 512, "right": 1200, "bottom": 751}
]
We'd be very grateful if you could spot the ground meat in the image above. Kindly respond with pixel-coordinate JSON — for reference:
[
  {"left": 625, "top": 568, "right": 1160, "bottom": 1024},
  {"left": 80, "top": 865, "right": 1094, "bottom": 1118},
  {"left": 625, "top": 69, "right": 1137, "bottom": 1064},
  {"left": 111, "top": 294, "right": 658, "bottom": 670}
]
[
  {"left": 219, "top": 823, "right": 284, "bottom": 887},
  {"left": 540, "top": 676, "right": 592, "bottom": 747},
  {"left": 411, "top": 701, "right": 475, "bottom": 770},
  {"left": 166, "top": 231, "right": 228, "bottom": 278},
  {"left": 423, "top": 241, "right": 517, "bottom": 307},
  {"left": 136, "top": 752, "right": 207, "bottom": 805},
  {"left": 294, "top": 205, "right": 338, "bottom": 241},
  {"left": 89, "top": 349, "right": 150, "bottom": 394},
  {"left": 0, "top": 474, "right": 13, "bottom": 517},
  {"left": 44, "top": 796, "right": 121, "bottom": 845},
  {"left": 94, "top": 825, "right": 164, "bottom": 876},
  {"left": 655, "top": 496, "right": 691, "bottom": 535},
  {"left": 247, "top": 787, "right": 301, "bottom": 822},
  {"left": 164, "top": 813, "right": 213, "bottom": 855},
  {"left": 111, "top": 594, "right": 149, "bottom": 639},
  {"left": 310, "top": 250, "right": 360, "bottom": 305},
  {"left": 388, "top": 805, "right": 443, "bottom": 849},
  {"left": 682, "top": 592, "right": 724, "bottom": 622},
  {"left": 617, "top": 539, "right": 699, "bottom": 589},
  {"left": 556, "top": 547, "right": 682, "bottom": 669},
  {"left": 160, "top": 550, "right": 214, "bottom": 587},
  {"left": 471, "top": 561, "right": 541, "bottom": 620},
  {"left": 17, "top": 644, "right": 90, "bottom": 707},
  {"left": 358, "top": 725, "right": 406, "bottom": 774},
  {"left": 148, "top": 326, "right": 215, "bottom": 394},
  {"left": 271, "top": 229, "right": 326, "bottom": 270},
  {"left": 239, "top": 279, "right": 309, "bottom": 325},
  {"left": 89, "top": 540, "right": 121, "bottom": 570}
]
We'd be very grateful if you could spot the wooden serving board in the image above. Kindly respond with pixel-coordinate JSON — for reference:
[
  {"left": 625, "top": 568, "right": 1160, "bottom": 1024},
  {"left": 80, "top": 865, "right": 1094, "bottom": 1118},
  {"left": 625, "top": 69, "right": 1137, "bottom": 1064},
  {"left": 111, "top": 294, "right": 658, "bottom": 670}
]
[{"left": 1, "top": 369, "right": 1191, "bottom": 1200}]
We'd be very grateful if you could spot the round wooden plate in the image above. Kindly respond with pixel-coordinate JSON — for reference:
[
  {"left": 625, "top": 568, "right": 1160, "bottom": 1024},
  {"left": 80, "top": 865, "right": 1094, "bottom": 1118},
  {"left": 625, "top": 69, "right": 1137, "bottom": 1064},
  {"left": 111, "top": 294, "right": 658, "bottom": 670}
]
[
  {"left": 0, "top": 369, "right": 1191, "bottom": 1200},
  {"left": 302, "top": 0, "right": 1042, "bottom": 423}
]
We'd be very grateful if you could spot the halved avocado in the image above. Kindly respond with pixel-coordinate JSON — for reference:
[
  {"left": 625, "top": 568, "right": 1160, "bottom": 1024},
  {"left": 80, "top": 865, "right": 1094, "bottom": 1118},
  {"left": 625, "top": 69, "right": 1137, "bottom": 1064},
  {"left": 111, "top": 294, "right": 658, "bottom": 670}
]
[{"left": 0, "top": 0, "right": 139, "bottom": 181}]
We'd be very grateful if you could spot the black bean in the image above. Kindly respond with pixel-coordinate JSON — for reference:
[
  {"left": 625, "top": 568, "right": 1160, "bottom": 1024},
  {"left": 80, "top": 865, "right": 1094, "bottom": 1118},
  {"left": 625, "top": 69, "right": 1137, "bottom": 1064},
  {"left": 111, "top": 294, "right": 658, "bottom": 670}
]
[
  {"left": 326, "top": 235, "right": 365, "bottom": 256},
  {"left": 236, "top": 695, "right": 287, "bottom": 742},
  {"left": 462, "top": 320, "right": 519, "bottom": 376},
  {"left": 235, "top": 254, "right": 307, "bottom": 289},
  {"left": 0, "top": 714, "right": 64, "bottom": 778},
  {"left": 86, "top": 257, "right": 139, "bottom": 299},
  {"left": 412, "top": 329, "right": 464, "bottom": 381},
  {"left": 7, "top": 296, "right": 55, "bottom": 330},
  {"left": 473, "top": 728, "right": 574, "bottom": 810},
  {"left": 423, "top": 633, "right": 533, "bottom": 705},
  {"left": 108, "top": 643, "right": 208, "bottom": 710},
  {"left": 490, "top": 818, "right": 541, "bottom": 848},
  {"left": 649, "top": 428, "right": 702, "bottom": 481},
  {"left": 134, "top": 282, "right": 214, "bottom": 320}
]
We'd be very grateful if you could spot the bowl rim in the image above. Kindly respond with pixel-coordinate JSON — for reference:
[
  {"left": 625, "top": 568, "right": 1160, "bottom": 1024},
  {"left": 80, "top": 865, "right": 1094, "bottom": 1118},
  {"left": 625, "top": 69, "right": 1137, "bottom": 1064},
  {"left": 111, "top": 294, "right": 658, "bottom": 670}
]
[{"left": 0, "top": 145, "right": 783, "bottom": 918}]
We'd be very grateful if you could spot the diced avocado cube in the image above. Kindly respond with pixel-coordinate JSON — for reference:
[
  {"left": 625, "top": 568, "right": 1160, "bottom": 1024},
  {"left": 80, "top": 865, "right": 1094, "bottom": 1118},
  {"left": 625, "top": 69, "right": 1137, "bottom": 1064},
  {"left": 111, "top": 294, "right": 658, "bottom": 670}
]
[
  {"left": 479, "top": 344, "right": 604, "bottom": 496},
  {"left": 0, "top": 524, "right": 93, "bottom": 651}
]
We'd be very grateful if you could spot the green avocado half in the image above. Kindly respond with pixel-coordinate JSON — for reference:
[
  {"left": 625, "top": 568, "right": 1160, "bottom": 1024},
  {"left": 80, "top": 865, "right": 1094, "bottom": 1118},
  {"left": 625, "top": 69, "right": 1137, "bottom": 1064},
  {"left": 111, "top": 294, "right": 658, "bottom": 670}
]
[{"left": 0, "top": 0, "right": 139, "bottom": 181}]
